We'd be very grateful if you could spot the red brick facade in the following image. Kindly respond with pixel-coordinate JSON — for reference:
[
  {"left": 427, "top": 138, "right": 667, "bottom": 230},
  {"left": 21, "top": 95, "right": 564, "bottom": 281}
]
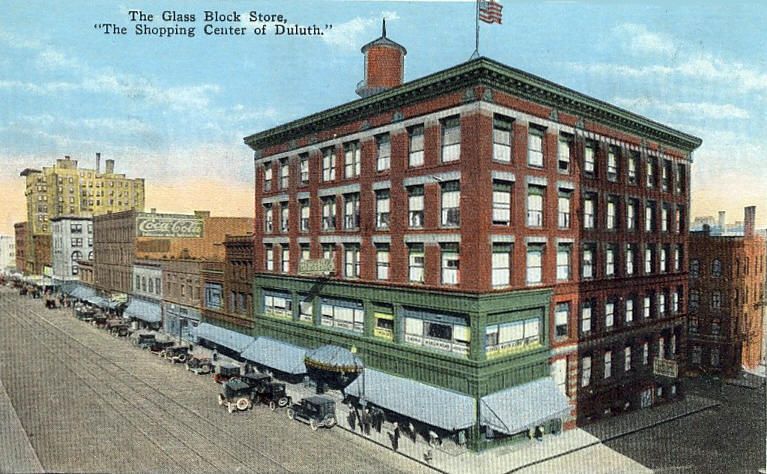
[{"left": 14, "top": 222, "right": 26, "bottom": 273}]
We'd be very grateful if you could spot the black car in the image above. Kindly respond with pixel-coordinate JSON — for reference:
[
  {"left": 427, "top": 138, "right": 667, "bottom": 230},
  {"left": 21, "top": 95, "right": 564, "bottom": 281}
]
[
  {"left": 186, "top": 356, "right": 214, "bottom": 375},
  {"left": 241, "top": 373, "right": 272, "bottom": 391},
  {"left": 287, "top": 395, "right": 336, "bottom": 430},
  {"left": 218, "top": 379, "right": 254, "bottom": 413},
  {"left": 162, "top": 344, "right": 191, "bottom": 363},
  {"left": 213, "top": 363, "right": 241, "bottom": 384},
  {"left": 255, "top": 381, "right": 291, "bottom": 410},
  {"left": 130, "top": 332, "right": 157, "bottom": 349},
  {"left": 148, "top": 340, "right": 175, "bottom": 355}
]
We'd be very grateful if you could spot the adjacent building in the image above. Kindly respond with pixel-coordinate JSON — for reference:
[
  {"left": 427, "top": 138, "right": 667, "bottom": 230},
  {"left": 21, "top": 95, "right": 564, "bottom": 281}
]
[
  {"left": 237, "top": 25, "right": 701, "bottom": 447},
  {"left": 50, "top": 216, "right": 93, "bottom": 284},
  {"left": 688, "top": 207, "right": 766, "bottom": 375},
  {"left": 0, "top": 235, "right": 16, "bottom": 273},
  {"left": 14, "top": 222, "right": 26, "bottom": 273},
  {"left": 201, "top": 234, "right": 255, "bottom": 333}
]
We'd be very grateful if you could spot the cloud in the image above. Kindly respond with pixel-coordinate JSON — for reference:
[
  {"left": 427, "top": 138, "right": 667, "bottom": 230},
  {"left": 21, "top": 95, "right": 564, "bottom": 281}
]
[
  {"left": 612, "top": 98, "right": 750, "bottom": 120},
  {"left": 612, "top": 23, "right": 676, "bottom": 58},
  {"left": 322, "top": 11, "right": 400, "bottom": 51}
]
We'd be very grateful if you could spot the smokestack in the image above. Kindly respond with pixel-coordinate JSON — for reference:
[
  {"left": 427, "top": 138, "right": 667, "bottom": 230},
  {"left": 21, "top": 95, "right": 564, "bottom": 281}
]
[
  {"left": 718, "top": 211, "right": 726, "bottom": 230},
  {"left": 105, "top": 159, "right": 114, "bottom": 174},
  {"left": 744, "top": 206, "right": 756, "bottom": 237},
  {"left": 95, "top": 152, "right": 101, "bottom": 173}
]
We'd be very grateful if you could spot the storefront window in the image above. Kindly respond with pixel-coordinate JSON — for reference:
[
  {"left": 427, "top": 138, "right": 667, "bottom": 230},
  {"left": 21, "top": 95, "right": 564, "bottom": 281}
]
[
  {"left": 264, "top": 291, "right": 292, "bottom": 319},
  {"left": 321, "top": 298, "right": 364, "bottom": 333},
  {"left": 485, "top": 317, "right": 541, "bottom": 358},
  {"left": 403, "top": 308, "right": 469, "bottom": 356}
]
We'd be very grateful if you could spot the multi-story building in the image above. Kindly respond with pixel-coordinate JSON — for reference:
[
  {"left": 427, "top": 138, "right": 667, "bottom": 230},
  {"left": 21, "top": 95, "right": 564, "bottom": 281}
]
[
  {"left": 14, "top": 222, "right": 26, "bottom": 273},
  {"left": 126, "top": 260, "right": 163, "bottom": 329},
  {"left": 51, "top": 216, "right": 93, "bottom": 284},
  {"left": 162, "top": 258, "right": 204, "bottom": 340},
  {"left": 201, "top": 234, "right": 255, "bottom": 334},
  {"left": 688, "top": 207, "right": 766, "bottom": 376},
  {"left": 0, "top": 235, "right": 16, "bottom": 273},
  {"left": 239, "top": 28, "right": 701, "bottom": 446},
  {"left": 19, "top": 154, "right": 145, "bottom": 274}
]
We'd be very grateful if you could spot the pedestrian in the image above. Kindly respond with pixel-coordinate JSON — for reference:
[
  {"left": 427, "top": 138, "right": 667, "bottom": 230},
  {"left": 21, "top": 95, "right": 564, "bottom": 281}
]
[
  {"left": 408, "top": 422, "right": 417, "bottom": 442},
  {"left": 360, "top": 408, "right": 370, "bottom": 435},
  {"left": 348, "top": 407, "right": 357, "bottom": 431},
  {"left": 392, "top": 421, "right": 400, "bottom": 451},
  {"left": 373, "top": 406, "right": 383, "bottom": 432},
  {"left": 212, "top": 349, "right": 219, "bottom": 362},
  {"left": 534, "top": 425, "right": 544, "bottom": 442}
]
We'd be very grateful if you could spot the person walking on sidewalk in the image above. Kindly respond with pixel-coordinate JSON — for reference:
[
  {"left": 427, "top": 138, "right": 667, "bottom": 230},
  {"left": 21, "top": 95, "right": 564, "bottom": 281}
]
[{"left": 392, "top": 422, "right": 400, "bottom": 451}]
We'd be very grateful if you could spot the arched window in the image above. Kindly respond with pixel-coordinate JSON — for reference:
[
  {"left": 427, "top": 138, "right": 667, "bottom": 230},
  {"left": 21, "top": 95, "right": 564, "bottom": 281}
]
[
  {"left": 711, "top": 259, "right": 722, "bottom": 278},
  {"left": 71, "top": 250, "right": 82, "bottom": 262},
  {"left": 88, "top": 251, "right": 94, "bottom": 260}
]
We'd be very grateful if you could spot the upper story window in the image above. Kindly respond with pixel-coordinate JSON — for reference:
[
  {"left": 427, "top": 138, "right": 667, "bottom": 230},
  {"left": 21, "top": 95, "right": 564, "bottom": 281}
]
[
  {"left": 526, "top": 244, "right": 544, "bottom": 284},
  {"left": 441, "top": 243, "right": 460, "bottom": 285},
  {"left": 662, "top": 159, "right": 672, "bottom": 192},
  {"left": 281, "top": 245, "right": 290, "bottom": 273},
  {"left": 441, "top": 116, "right": 461, "bottom": 162},
  {"left": 557, "top": 244, "right": 571, "bottom": 281},
  {"left": 408, "top": 243, "right": 425, "bottom": 283},
  {"left": 582, "top": 244, "right": 595, "bottom": 279},
  {"left": 527, "top": 127, "right": 544, "bottom": 167},
  {"left": 441, "top": 181, "right": 460, "bottom": 227},
  {"left": 558, "top": 134, "right": 572, "bottom": 173},
  {"left": 625, "top": 244, "right": 636, "bottom": 275},
  {"left": 299, "top": 200, "right": 310, "bottom": 232},
  {"left": 558, "top": 193, "right": 571, "bottom": 229},
  {"left": 605, "top": 244, "right": 616, "bottom": 277},
  {"left": 70, "top": 223, "right": 83, "bottom": 233},
  {"left": 607, "top": 197, "right": 618, "bottom": 230},
  {"left": 583, "top": 194, "right": 596, "bottom": 230},
  {"left": 555, "top": 302, "right": 570, "bottom": 340},
  {"left": 492, "top": 180, "right": 512, "bottom": 225},
  {"left": 344, "top": 193, "right": 360, "bottom": 229},
  {"left": 661, "top": 204, "right": 670, "bottom": 232},
  {"left": 493, "top": 115, "right": 512, "bottom": 162},
  {"left": 280, "top": 202, "right": 289, "bottom": 232},
  {"left": 321, "top": 197, "right": 335, "bottom": 231},
  {"left": 607, "top": 147, "right": 619, "bottom": 181},
  {"left": 527, "top": 186, "right": 545, "bottom": 227},
  {"left": 408, "top": 125, "right": 425, "bottom": 167},
  {"left": 344, "top": 141, "right": 361, "bottom": 179},
  {"left": 299, "top": 153, "right": 309, "bottom": 185},
  {"left": 376, "top": 134, "right": 391, "bottom": 172},
  {"left": 645, "top": 201, "right": 656, "bottom": 232},
  {"left": 628, "top": 151, "right": 639, "bottom": 184},
  {"left": 676, "top": 163, "right": 686, "bottom": 194},
  {"left": 492, "top": 243, "right": 511, "bottom": 288},
  {"left": 711, "top": 259, "right": 722, "bottom": 277},
  {"left": 376, "top": 190, "right": 390, "bottom": 229},
  {"left": 690, "top": 258, "right": 700, "bottom": 278},
  {"left": 408, "top": 186, "right": 424, "bottom": 228},
  {"left": 646, "top": 157, "right": 656, "bottom": 188},
  {"left": 263, "top": 204, "right": 273, "bottom": 233},
  {"left": 279, "top": 159, "right": 290, "bottom": 189},
  {"left": 584, "top": 141, "right": 596, "bottom": 177},
  {"left": 344, "top": 244, "right": 360, "bottom": 279},
  {"left": 263, "top": 164, "right": 272, "bottom": 192},
  {"left": 322, "top": 147, "right": 336, "bottom": 182},
  {"left": 376, "top": 244, "right": 390, "bottom": 280},
  {"left": 581, "top": 300, "right": 593, "bottom": 335}
]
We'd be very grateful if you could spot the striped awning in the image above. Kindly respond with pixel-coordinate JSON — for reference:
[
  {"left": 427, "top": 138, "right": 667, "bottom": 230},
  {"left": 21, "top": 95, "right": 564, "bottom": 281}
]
[
  {"left": 304, "top": 345, "right": 363, "bottom": 373},
  {"left": 240, "top": 337, "right": 307, "bottom": 375},
  {"left": 195, "top": 323, "right": 253, "bottom": 352}
]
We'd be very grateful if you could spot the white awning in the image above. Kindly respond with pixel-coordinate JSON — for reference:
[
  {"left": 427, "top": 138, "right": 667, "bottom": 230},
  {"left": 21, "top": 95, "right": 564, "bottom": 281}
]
[
  {"left": 480, "top": 377, "right": 570, "bottom": 435},
  {"left": 196, "top": 323, "right": 253, "bottom": 352}
]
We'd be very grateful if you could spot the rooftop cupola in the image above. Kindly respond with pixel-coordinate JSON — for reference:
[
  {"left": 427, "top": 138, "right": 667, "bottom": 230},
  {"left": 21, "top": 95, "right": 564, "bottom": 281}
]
[{"left": 356, "top": 19, "right": 407, "bottom": 98}]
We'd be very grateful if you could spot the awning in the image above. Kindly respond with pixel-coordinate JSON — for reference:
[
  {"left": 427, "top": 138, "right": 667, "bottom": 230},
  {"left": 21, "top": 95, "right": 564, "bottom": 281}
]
[
  {"left": 480, "top": 378, "right": 571, "bottom": 435},
  {"left": 124, "top": 298, "right": 162, "bottom": 323},
  {"left": 71, "top": 285, "right": 97, "bottom": 301},
  {"left": 304, "top": 345, "right": 363, "bottom": 373},
  {"left": 195, "top": 323, "right": 253, "bottom": 352},
  {"left": 344, "top": 369, "right": 475, "bottom": 432},
  {"left": 240, "top": 337, "right": 307, "bottom": 375},
  {"left": 86, "top": 296, "right": 111, "bottom": 308}
]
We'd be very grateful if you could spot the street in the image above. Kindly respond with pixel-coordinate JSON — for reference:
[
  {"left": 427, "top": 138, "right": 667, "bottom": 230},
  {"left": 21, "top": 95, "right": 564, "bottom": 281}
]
[{"left": 0, "top": 287, "right": 431, "bottom": 473}]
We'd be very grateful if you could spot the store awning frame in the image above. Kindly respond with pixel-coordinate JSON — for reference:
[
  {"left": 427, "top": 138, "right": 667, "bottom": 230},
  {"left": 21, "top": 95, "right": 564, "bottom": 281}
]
[
  {"left": 480, "top": 377, "right": 571, "bottom": 435},
  {"left": 240, "top": 337, "right": 307, "bottom": 375},
  {"left": 195, "top": 323, "right": 253, "bottom": 353}
]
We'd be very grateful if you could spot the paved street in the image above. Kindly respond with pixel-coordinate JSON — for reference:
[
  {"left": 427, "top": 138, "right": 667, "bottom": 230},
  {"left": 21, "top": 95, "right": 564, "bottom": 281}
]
[{"left": 0, "top": 287, "right": 431, "bottom": 473}]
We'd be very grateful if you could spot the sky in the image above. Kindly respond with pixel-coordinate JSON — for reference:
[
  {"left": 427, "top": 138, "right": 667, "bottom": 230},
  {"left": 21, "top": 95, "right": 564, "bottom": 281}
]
[{"left": 1, "top": 0, "right": 766, "bottom": 235}]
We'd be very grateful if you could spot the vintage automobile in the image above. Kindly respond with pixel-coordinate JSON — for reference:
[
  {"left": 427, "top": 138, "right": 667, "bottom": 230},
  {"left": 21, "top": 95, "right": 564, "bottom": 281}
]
[
  {"left": 148, "top": 340, "right": 175, "bottom": 355},
  {"left": 254, "top": 381, "right": 292, "bottom": 410},
  {"left": 287, "top": 395, "right": 337, "bottom": 431},
  {"left": 130, "top": 332, "right": 157, "bottom": 349},
  {"left": 240, "top": 372, "right": 272, "bottom": 392},
  {"left": 74, "top": 305, "right": 96, "bottom": 322},
  {"left": 186, "top": 356, "right": 214, "bottom": 375},
  {"left": 161, "top": 344, "right": 191, "bottom": 363},
  {"left": 217, "top": 379, "right": 253, "bottom": 413},
  {"left": 212, "top": 363, "right": 241, "bottom": 384},
  {"left": 91, "top": 314, "right": 108, "bottom": 327},
  {"left": 105, "top": 319, "right": 130, "bottom": 337}
]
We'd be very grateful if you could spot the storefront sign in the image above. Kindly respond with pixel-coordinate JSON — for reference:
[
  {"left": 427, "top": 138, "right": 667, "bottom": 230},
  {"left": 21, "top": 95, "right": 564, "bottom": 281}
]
[
  {"left": 653, "top": 359, "right": 678, "bottom": 378},
  {"left": 298, "top": 258, "right": 334, "bottom": 275},
  {"left": 136, "top": 215, "right": 203, "bottom": 238}
]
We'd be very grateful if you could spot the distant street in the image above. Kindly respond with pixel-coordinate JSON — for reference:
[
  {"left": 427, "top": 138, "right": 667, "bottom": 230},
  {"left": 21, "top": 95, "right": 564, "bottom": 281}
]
[{"left": 0, "top": 287, "right": 430, "bottom": 473}]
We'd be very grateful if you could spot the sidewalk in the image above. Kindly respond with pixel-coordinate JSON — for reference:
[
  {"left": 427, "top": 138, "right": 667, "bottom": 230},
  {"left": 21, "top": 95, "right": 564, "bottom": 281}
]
[{"left": 0, "top": 376, "right": 44, "bottom": 473}]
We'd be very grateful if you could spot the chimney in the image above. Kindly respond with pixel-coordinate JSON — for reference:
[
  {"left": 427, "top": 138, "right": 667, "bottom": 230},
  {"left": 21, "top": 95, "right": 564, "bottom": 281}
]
[
  {"left": 150, "top": 208, "right": 157, "bottom": 214},
  {"left": 194, "top": 210, "right": 211, "bottom": 218},
  {"left": 702, "top": 224, "right": 711, "bottom": 236},
  {"left": 356, "top": 19, "right": 407, "bottom": 98},
  {"left": 105, "top": 159, "right": 114, "bottom": 174},
  {"left": 65, "top": 155, "right": 70, "bottom": 160},
  {"left": 95, "top": 152, "right": 101, "bottom": 173},
  {"left": 744, "top": 206, "right": 756, "bottom": 237},
  {"left": 718, "top": 211, "right": 726, "bottom": 230}
]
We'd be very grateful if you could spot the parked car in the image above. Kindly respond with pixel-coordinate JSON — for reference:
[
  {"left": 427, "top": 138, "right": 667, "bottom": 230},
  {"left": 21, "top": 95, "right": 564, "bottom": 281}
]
[
  {"left": 241, "top": 372, "right": 272, "bottom": 392},
  {"left": 130, "top": 332, "right": 157, "bottom": 349},
  {"left": 254, "top": 381, "right": 291, "bottom": 410},
  {"left": 162, "top": 344, "right": 191, "bottom": 363},
  {"left": 217, "top": 379, "right": 254, "bottom": 413},
  {"left": 148, "top": 340, "right": 175, "bottom": 355},
  {"left": 105, "top": 319, "right": 130, "bottom": 337},
  {"left": 91, "top": 314, "right": 108, "bottom": 327},
  {"left": 74, "top": 306, "right": 96, "bottom": 321},
  {"left": 287, "top": 395, "right": 336, "bottom": 430},
  {"left": 186, "top": 356, "right": 213, "bottom": 375},
  {"left": 213, "top": 363, "right": 241, "bottom": 384}
]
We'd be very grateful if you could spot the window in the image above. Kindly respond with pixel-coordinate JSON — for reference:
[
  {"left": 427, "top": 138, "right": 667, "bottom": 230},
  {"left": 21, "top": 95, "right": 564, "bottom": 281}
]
[
  {"left": 605, "top": 245, "right": 616, "bottom": 277},
  {"left": 710, "top": 348, "right": 720, "bottom": 367},
  {"left": 376, "top": 134, "right": 391, "bottom": 172},
  {"left": 689, "top": 316, "right": 699, "bottom": 334},
  {"left": 583, "top": 194, "right": 596, "bottom": 229},
  {"left": 690, "top": 259, "right": 699, "bottom": 278},
  {"left": 711, "top": 291, "right": 722, "bottom": 309},
  {"left": 493, "top": 115, "right": 512, "bottom": 162},
  {"left": 376, "top": 244, "right": 390, "bottom": 280},
  {"left": 492, "top": 243, "right": 511, "bottom": 288},
  {"left": 135, "top": 275, "right": 140, "bottom": 290},
  {"left": 441, "top": 243, "right": 460, "bottom": 285},
  {"left": 689, "top": 290, "right": 699, "bottom": 310},
  {"left": 298, "top": 154, "right": 309, "bottom": 184},
  {"left": 527, "top": 186, "right": 544, "bottom": 227},
  {"left": 265, "top": 245, "right": 274, "bottom": 270},
  {"left": 660, "top": 245, "right": 668, "bottom": 273},
  {"left": 607, "top": 148, "right": 619, "bottom": 181},
  {"left": 628, "top": 152, "right": 639, "bottom": 184},
  {"left": 281, "top": 246, "right": 290, "bottom": 273},
  {"left": 321, "top": 197, "right": 335, "bottom": 231},
  {"left": 280, "top": 202, "right": 289, "bottom": 232},
  {"left": 581, "top": 300, "right": 593, "bottom": 334},
  {"left": 299, "top": 296, "right": 314, "bottom": 323},
  {"left": 322, "top": 244, "right": 336, "bottom": 272},
  {"left": 485, "top": 318, "right": 540, "bottom": 356},
  {"left": 643, "top": 294, "right": 652, "bottom": 319},
  {"left": 527, "top": 127, "right": 544, "bottom": 167},
  {"left": 526, "top": 245, "right": 543, "bottom": 284},
  {"left": 408, "top": 125, "right": 425, "bottom": 167},
  {"left": 711, "top": 319, "right": 721, "bottom": 335},
  {"left": 408, "top": 186, "right": 424, "bottom": 228},
  {"left": 643, "top": 341, "right": 649, "bottom": 365},
  {"left": 645, "top": 244, "right": 654, "bottom": 274},
  {"left": 279, "top": 159, "right": 290, "bottom": 189},
  {"left": 555, "top": 302, "right": 570, "bottom": 339},
  {"left": 552, "top": 359, "right": 567, "bottom": 395},
  {"left": 645, "top": 201, "right": 656, "bottom": 232},
  {"left": 711, "top": 259, "right": 722, "bottom": 277},
  {"left": 605, "top": 301, "right": 615, "bottom": 330},
  {"left": 673, "top": 288, "right": 681, "bottom": 313},
  {"left": 581, "top": 356, "right": 592, "bottom": 387},
  {"left": 584, "top": 141, "right": 596, "bottom": 176},
  {"left": 582, "top": 244, "right": 595, "bottom": 279},
  {"left": 344, "top": 141, "right": 361, "bottom": 178},
  {"left": 300, "top": 200, "right": 310, "bottom": 232},
  {"left": 676, "top": 206, "right": 685, "bottom": 233},
  {"left": 625, "top": 297, "right": 634, "bottom": 324},
  {"left": 375, "top": 190, "right": 390, "bottom": 229},
  {"left": 658, "top": 291, "right": 666, "bottom": 316},
  {"left": 625, "top": 244, "right": 636, "bottom": 275},
  {"left": 691, "top": 345, "right": 702, "bottom": 364},
  {"left": 662, "top": 160, "right": 672, "bottom": 192},
  {"left": 658, "top": 337, "right": 666, "bottom": 359},
  {"left": 344, "top": 193, "right": 360, "bottom": 229},
  {"left": 321, "top": 298, "right": 364, "bottom": 333},
  {"left": 558, "top": 134, "right": 572, "bottom": 173},
  {"left": 205, "top": 283, "right": 224, "bottom": 310},
  {"left": 300, "top": 244, "right": 311, "bottom": 264},
  {"left": 674, "top": 245, "right": 682, "bottom": 272},
  {"left": 344, "top": 244, "right": 360, "bottom": 278},
  {"left": 263, "top": 164, "right": 272, "bottom": 192},
  {"left": 604, "top": 351, "right": 612, "bottom": 378},
  {"left": 322, "top": 147, "right": 336, "bottom": 181},
  {"left": 676, "top": 163, "right": 686, "bottom": 194},
  {"left": 479, "top": 179, "right": 509, "bottom": 227},
  {"left": 626, "top": 199, "right": 638, "bottom": 230},
  {"left": 558, "top": 193, "right": 571, "bottom": 228},
  {"left": 441, "top": 116, "right": 461, "bottom": 162},
  {"left": 557, "top": 244, "right": 571, "bottom": 281},
  {"left": 263, "top": 291, "right": 292, "bottom": 319},
  {"left": 408, "top": 243, "right": 425, "bottom": 283},
  {"left": 71, "top": 238, "right": 83, "bottom": 247},
  {"left": 441, "top": 181, "right": 460, "bottom": 227},
  {"left": 263, "top": 205, "right": 273, "bottom": 233},
  {"left": 70, "top": 223, "right": 82, "bottom": 233}
]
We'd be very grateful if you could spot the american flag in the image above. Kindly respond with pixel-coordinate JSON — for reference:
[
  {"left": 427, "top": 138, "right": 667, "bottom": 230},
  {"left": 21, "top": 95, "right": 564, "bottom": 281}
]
[{"left": 479, "top": 0, "right": 503, "bottom": 24}]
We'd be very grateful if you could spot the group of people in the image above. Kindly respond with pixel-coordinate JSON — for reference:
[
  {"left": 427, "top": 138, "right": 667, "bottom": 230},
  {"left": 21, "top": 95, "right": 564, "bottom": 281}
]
[{"left": 347, "top": 404, "right": 385, "bottom": 436}]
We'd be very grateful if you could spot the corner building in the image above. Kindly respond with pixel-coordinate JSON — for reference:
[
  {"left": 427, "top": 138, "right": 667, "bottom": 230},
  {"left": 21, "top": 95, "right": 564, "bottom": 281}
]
[{"left": 242, "top": 30, "right": 701, "bottom": 446}]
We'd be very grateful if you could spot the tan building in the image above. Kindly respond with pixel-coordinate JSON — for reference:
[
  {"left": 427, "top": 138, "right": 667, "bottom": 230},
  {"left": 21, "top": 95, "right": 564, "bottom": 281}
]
[{"left": 20, "top": 154, "right": 145, "bottom": 274}]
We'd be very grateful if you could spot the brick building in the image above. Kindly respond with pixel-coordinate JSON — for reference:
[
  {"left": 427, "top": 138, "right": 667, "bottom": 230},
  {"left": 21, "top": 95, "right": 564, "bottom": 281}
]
[
  {"left": 238, "top": 28, "right": 701, "bottom": 446},
  {"left": 201, "top": 234, "right": 255, "bottom": 334},
  {"left": 14, "top": 222, "right": 26, "bottom": 273},
  {"left": 688, "top": 207, "right": 766, "bottom": 376}
]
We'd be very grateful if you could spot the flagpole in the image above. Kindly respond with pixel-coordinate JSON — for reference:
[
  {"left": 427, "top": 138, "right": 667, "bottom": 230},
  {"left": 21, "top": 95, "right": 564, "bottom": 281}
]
[{"left": 472, "top": 0, "right": 480, "bottom": 59}]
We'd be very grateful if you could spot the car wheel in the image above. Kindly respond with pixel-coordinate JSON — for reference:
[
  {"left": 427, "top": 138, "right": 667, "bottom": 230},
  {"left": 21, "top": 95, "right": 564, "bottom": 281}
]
[
  {"left": 310, "top": 419, "right": 319, "bottom": 431},
  {"left": 217, "top": 394, "right": 225, "bottom": 406},
  {"left": 178, "top": 354, "right": 187, "bottom": 363},
  {"left": 237, "top": 398, "right": 251, "bottom": 411},
  {"left": 159, "top": 351, "right": 166, "bottom": 359},
  {"left": 269, "top": 401, "right": 276, "bottom": 411},
  {"left": 278, "top": 397, "right": 289, "bottom": 408},
  {"left": 287, "top": 408, "right": 295, "bottom": 420},
  {"left": 325, "top": 416, "right": 336, "bottom": 429}
]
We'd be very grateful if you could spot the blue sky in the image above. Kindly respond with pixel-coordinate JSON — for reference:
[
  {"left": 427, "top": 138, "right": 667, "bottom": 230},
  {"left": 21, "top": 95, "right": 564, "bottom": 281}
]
[{"left": 1, "top": 0, "right": 766, "bottom": 233}]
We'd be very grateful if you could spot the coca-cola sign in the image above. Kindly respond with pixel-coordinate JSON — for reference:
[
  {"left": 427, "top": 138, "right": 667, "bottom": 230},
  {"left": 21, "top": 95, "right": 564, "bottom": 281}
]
[{"left": 136, "top": 216, "right": 203, "bottom": 237}]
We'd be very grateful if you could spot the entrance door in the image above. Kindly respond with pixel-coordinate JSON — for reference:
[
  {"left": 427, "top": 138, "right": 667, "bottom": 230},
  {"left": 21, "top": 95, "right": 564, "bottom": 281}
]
[{"left": 640, "top": 388, "right": 653, "bottom": 408}]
